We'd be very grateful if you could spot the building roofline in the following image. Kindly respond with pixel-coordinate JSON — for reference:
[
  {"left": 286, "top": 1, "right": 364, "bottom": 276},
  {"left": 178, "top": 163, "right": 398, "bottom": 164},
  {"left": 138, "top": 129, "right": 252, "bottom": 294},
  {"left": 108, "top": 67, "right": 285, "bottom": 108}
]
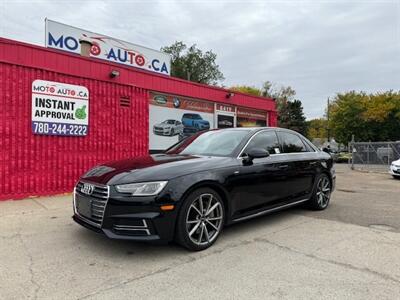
[{"left": 0, "top": 37, "right": 276, "bottom": 112}]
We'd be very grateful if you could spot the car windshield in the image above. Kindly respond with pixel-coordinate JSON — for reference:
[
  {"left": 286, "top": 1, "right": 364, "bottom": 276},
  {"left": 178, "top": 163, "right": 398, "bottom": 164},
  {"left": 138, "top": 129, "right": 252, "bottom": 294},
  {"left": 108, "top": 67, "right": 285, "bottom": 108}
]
[
  {"left": 166, "top": 129, "right": 251, "bottom": 156},
  {"left": 163, "top": 120, "right": 175, "bottom": 124},
  {"left": 187, "top": 114, "right": 201, "bottom": 119}
]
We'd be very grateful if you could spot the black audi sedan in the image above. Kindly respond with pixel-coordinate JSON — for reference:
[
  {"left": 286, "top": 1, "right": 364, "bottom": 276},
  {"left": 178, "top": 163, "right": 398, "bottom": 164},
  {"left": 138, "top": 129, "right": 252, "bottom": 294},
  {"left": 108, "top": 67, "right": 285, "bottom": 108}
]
[{"left": 73, "top": 127, "right": 335, "bottom": 251}]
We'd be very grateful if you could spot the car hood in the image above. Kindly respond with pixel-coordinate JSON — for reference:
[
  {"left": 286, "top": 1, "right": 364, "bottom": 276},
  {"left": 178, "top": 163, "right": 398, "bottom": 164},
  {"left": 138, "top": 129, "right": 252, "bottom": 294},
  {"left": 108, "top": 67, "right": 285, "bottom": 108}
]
[
  {"left": 155, "top": 123, "right": 171, "bottom": 128},
  {"left": 81, "top": 154, "right": 236, "bottom": 185},
  {"left": 392, "top": 159, "right": 400, "bottom": 165}
]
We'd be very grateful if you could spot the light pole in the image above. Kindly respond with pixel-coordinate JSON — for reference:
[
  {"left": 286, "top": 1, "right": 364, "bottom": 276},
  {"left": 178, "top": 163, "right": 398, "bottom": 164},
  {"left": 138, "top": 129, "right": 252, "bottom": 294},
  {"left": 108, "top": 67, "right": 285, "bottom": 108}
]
[{"left": 327, "top": 97, "right": 330, "bottom": 144}]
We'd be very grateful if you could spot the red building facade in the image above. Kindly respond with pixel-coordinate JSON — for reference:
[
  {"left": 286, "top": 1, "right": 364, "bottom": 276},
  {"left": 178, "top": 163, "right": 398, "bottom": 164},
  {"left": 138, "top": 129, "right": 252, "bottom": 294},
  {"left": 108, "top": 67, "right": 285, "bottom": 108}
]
[{"left": 0, "top": 38, "right": 277, "bottom": 200}]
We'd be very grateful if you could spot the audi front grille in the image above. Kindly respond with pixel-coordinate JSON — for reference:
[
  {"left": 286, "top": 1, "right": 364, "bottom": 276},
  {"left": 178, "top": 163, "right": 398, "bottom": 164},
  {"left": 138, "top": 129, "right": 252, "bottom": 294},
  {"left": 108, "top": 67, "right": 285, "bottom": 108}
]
[{"left": 74, "top": 181, "right": 109, "bottom": 228}]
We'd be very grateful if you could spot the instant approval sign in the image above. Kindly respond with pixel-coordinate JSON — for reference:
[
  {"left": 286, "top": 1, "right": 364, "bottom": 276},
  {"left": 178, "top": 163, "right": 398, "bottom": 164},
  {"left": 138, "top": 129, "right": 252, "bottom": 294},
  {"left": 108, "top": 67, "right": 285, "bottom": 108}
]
[{"left": 32, "top": 80, "right": 89, "bottom": 136}]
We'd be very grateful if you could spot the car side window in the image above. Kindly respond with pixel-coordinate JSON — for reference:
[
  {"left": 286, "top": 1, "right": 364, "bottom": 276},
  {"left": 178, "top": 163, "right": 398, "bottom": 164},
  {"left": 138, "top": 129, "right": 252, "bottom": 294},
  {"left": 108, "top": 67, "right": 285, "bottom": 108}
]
[
  {"left": 243, "top": 131, "right": 281, "bottom": 155},
  {"left": 302, "top": 138, "right": 316, "bottom": 152},
  {"left": 277, "top": 132, "right": 308, "bottom": 153}
]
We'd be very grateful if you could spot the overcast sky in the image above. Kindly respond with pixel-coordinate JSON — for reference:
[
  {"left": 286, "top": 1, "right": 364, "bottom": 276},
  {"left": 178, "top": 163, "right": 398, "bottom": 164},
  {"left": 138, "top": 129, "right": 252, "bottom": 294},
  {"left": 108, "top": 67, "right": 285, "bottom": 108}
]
[{"left": 1, "top": 0, "right": 399, "bottom": 118}]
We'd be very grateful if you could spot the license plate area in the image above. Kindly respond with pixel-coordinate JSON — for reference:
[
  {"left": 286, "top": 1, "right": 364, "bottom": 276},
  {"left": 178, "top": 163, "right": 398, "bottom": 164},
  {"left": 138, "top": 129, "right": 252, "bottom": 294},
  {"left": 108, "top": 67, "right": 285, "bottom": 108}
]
[{"left": 76, "top": 195, "right": 92, "bottom": 218}]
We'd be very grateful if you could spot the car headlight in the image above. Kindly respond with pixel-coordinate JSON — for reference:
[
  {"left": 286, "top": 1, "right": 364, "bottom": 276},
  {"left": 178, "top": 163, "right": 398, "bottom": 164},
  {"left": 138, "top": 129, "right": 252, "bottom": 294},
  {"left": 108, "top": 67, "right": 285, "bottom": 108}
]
[{"left": 115, "top": 181, "right": 168, "bottom": 196}]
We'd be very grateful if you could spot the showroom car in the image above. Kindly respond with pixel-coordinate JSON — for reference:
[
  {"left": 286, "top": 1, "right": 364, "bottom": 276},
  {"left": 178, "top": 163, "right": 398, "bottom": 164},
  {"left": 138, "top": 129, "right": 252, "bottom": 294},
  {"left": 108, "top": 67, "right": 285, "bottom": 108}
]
[
  {"left": 73, "top": 128, "right": 335, "bottom": 251},
  {"left": 153, "top": 119, "right": 184, "bottom": 136},
  {"left": 181, "top": 113, "right": 210, "bottom": 130}
]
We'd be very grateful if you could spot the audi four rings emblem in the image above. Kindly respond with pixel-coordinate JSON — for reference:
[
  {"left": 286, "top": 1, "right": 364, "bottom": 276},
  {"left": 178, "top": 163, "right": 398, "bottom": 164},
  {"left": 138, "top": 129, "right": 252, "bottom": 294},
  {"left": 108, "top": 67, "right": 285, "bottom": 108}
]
[{"left": 81, "top": 183, "right": 94, "bottom": 195}]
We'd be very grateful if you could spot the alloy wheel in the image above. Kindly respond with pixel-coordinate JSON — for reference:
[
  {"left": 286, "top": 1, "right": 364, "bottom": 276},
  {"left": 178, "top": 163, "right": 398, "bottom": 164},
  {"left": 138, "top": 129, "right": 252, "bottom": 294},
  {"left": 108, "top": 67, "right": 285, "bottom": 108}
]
[
  {"left": 316, "top": 176, "right": 331, "bottom": 208},
  {"left": 186, "top": 193, "right": 223, "bottom": 246}
]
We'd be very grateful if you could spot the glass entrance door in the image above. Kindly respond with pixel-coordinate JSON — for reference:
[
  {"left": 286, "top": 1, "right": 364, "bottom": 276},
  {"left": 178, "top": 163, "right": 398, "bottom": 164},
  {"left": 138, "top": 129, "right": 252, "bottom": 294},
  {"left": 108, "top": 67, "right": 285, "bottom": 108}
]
[{"left": 217, "top": 114, "right": 235, "bottom": 129}]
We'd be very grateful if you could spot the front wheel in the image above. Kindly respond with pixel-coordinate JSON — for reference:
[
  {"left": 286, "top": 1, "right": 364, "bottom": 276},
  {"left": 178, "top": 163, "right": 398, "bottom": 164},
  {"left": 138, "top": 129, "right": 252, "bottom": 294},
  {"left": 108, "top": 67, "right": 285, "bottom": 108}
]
[
  {"left": 175, "top": 188, "right": 225, "bottom": 251},
  {"left": 308, "top": 174, "right": 332, "bottom": 210},
  {"left": 393, "top": 175, "right": 400, "bottom": 180}
]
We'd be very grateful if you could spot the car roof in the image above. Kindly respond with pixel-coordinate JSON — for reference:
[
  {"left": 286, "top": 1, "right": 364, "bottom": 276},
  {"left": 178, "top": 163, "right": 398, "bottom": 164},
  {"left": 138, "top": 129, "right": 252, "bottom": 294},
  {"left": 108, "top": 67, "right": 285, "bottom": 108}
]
[{"left": 217, "top": 127, "right": 300, "bottom": 134}]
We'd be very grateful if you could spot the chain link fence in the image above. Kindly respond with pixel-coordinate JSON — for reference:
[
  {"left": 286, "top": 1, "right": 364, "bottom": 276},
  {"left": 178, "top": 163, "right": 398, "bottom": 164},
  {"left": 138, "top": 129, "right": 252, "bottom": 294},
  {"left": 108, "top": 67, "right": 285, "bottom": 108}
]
[{"left": 349, "top": 141, "right": 400, "bottom": 172}]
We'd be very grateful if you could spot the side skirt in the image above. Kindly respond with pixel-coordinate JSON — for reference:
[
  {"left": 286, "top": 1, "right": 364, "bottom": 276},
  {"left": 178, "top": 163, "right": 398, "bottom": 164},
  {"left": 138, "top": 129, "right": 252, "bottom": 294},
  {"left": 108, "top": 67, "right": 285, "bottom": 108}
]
[{"left": 231, "top": 198, "right": 309, "bottom": 223}]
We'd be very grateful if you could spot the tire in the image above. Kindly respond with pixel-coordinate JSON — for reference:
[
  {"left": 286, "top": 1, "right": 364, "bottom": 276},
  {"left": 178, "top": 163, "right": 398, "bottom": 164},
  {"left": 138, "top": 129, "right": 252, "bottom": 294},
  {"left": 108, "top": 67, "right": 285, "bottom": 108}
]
[
  {"left": 175, "top": 188, "right": 225, "bottom": 251},
  {"left": 170, "top": 128, "right": 175, "bottom": 136},
  {"left": 308, "top": 173, "right": 332, "bottom": 210},
  {"left": 393, "top": 175, "right": 400, "bottom": 180}
]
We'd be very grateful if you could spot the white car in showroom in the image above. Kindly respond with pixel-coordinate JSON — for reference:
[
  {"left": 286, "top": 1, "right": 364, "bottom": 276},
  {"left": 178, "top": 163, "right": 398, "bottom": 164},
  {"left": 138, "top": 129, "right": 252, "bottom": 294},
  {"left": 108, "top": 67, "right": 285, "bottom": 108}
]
[
  {"left": 390, "top": 159, "right": 400, "bottom": 179},
  {"left": 153, "top": 119, "right": 184, "bottom": 136}
]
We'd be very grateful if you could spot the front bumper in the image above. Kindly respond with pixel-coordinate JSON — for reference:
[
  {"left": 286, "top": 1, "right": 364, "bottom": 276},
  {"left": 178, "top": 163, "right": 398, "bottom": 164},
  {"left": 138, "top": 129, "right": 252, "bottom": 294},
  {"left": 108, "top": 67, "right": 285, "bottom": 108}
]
[
  {"left": 73, "top": 214, "right": 164, "bottom": 242},
  {"left": 73, "top": 184, "right": 178, "bottom": 242},
  {"left": 153, "top": 127, "right": 171, "bottom": 136},
  {"left": 198, "top": 124, "right": 210, "bottom": 130},
  {"left": 389, "top": 165, "right": 400, "bottom": 176}
]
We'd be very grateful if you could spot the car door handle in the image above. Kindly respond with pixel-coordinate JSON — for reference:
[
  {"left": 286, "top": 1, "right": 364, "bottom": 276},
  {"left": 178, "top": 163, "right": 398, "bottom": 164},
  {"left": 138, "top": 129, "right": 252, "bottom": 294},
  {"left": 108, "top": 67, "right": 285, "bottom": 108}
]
[
  {"left": 310, "top": 161, "right": 318, "bottom": 165},
  {"left": 278, "top": 164, "right": 289, "bottom": 169}
]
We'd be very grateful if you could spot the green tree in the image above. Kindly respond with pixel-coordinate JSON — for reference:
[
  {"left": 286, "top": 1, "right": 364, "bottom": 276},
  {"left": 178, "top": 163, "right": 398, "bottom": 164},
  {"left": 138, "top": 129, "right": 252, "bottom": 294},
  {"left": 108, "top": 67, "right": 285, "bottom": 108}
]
[
  {"left": 279, "top": 99, "right": 307, "bottom": 135},
  {"left": 307, "top": 118, "right": 328, "bottom": 140},
  {"left": 161, "top": 41, "right": 224, "bottom": 85},
  {"left": 261, "top": 81, "right": 296, "bottom": 112},
  {"left": 230, "top": 85, "right": 262, "bottom": 96},
  {"left": 328, "top": 91, "right": 400, "bottom": 143},
  {"left": 260, "top": 81, "right": 306, "bottom": 133},
  {"left": 228, "top": 81, "right": 306, "bottom": 134}
]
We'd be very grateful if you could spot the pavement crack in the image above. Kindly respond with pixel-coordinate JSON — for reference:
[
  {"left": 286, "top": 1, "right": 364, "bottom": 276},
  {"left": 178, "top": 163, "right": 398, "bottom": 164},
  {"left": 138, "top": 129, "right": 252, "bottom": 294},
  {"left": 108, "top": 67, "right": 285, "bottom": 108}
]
[
  {"left": 78, "top": 239, "right": 259, "bottom": 299},
  {"left": 77, "top": 265, "right": 176, "bottom": 299},
  {"left": 32, "top": 199, "right": 49, "bottom": 210},
  {"left": 77, "top": 219, "right": 314, "bottom": 299},
  {"left": 18, "top": 232, "right": 41, "bottom": 300},
  {"left": 254, "top": 237, "right": 400, "bottom": 285},
  {"left": 313, "top": 230, "right": 365, "bottom": 252},
  {"left": 0, "top": 234, "right": 20, "bottom": 239}
]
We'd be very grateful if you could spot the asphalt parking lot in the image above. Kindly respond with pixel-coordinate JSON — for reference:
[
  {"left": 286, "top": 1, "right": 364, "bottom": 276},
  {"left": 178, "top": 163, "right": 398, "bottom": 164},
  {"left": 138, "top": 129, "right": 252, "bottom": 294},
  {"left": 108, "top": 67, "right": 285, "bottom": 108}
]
[{"left": 0, "top": 164, "right": 399, "bottom": 300}]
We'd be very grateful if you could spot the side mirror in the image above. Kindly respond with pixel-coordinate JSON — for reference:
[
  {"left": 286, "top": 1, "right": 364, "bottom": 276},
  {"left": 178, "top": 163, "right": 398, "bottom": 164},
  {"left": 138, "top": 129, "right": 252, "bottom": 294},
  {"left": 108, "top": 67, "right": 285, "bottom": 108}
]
[
  {"left": 243, "top": 148, "right": 270, "bottom": 165},
  {"left": 322, "top": 147, "right": 330, "bottom": 154}
]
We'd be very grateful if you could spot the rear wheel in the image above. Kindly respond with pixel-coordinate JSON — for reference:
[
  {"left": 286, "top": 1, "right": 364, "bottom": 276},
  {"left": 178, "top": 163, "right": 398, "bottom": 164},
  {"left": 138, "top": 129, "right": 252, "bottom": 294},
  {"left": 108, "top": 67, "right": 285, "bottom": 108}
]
[
  {"left": 308, "top": 174, "right": 331, "bottom": 210},
  {"left": 175, "top": 188, "right": 225, "bottom": 251}
]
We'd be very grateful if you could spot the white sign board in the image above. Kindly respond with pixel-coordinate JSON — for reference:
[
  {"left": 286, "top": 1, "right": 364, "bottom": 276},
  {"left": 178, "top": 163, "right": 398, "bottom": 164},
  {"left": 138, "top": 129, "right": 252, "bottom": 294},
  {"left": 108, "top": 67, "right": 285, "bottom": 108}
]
[
  {"left": 45, "top": 19, "right": 171, "bottom": 76},
  {"left": 32, "top": 80, "right": 89, "bottom": 136}
]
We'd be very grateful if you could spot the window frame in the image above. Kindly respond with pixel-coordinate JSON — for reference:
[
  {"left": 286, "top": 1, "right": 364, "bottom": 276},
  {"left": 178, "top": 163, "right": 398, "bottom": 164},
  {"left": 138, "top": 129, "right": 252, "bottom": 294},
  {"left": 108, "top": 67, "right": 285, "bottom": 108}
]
[
  {"left": 242, "top": 130, "right": 281, "bottom": 156},
  {"left": 237, "top": 129, "right": 281, "bottom": 158},
  {"left": 302, "top": 137, "right": 319, "bottom": 152},
  {"left": 276, "top": 130, "right": 312, "bottom": 154}
]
